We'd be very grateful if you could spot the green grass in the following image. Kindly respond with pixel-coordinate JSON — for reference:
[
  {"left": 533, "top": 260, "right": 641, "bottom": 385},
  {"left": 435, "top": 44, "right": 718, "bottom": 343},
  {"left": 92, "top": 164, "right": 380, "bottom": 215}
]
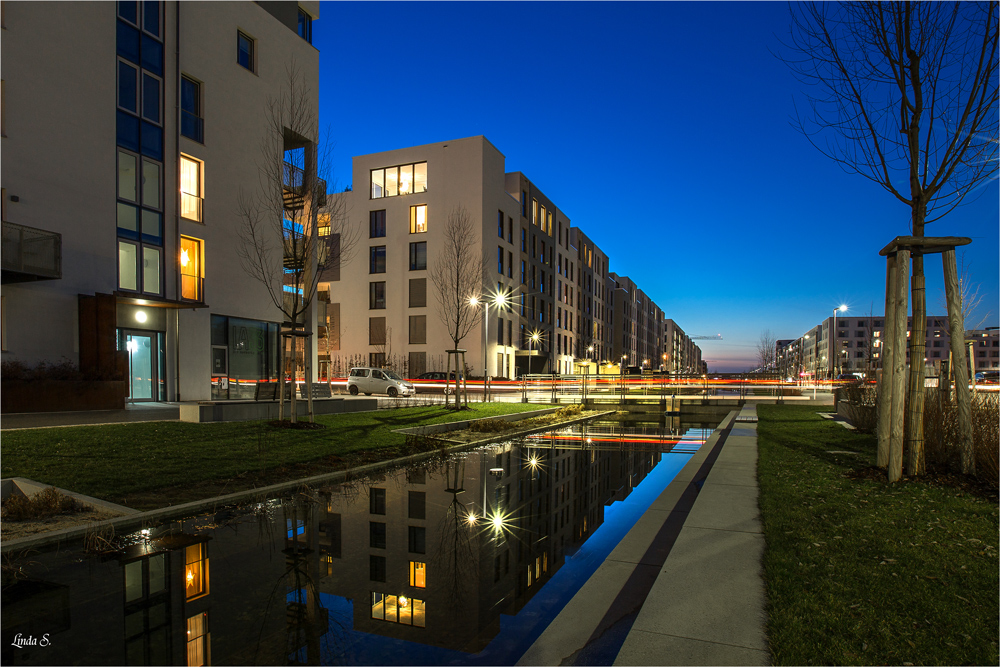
[
  {"left": 757, "top": 404, "right": 999, "bottom": 666},
  {"left": 0, "top": 403, "right": 542, "bottom": 506}
]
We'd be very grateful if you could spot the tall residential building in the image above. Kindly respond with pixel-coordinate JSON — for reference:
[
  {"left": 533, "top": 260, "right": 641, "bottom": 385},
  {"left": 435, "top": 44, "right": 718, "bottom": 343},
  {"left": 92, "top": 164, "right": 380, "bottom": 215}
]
[
  {"left": 2, "top": 1, "right": 321, "bottom": 401},
  {"left": 328, "top": 136, "right": 702, "bottom": 379}
]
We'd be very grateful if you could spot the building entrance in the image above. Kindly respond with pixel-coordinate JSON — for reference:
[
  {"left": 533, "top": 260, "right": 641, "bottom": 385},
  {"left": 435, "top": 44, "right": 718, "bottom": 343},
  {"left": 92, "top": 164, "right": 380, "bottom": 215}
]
[{"left": 122, "top": 330, "right": 156, "bottom": 401}]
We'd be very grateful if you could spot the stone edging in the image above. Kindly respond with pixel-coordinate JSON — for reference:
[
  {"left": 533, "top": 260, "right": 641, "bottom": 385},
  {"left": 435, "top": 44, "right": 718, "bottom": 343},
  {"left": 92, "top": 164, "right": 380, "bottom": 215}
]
[{"left": 1, "top": 409, "right": 615, "bottom": 554}]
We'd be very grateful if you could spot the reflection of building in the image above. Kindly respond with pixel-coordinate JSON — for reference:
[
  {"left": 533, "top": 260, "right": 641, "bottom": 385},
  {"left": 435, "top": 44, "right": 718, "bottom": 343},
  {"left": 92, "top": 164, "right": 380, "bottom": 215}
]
[{"left": 1, "top": 1, "right": 320, "bottom": 402}]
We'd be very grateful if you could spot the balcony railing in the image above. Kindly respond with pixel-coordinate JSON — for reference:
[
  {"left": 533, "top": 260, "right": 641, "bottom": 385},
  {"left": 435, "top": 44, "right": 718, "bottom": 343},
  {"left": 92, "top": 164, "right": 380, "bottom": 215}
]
[
  {"left": 282, "top": 162, "right": 327, "bottom": 210},
  {"left": 1, "top": 220, "right": 62, "bottom": 283}
]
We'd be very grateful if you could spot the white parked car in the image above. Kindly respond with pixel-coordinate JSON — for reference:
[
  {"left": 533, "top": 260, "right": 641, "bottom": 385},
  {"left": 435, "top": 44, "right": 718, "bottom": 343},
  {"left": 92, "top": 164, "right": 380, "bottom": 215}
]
[{"left": 347, "top": 367, "right": 415, "bottom": 397}]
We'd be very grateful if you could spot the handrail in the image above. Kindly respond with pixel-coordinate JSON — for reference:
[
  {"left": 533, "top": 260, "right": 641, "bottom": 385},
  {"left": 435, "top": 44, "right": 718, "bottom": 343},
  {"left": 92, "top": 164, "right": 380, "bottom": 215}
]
[{"left": 1, "top": 220, "right": 62, "bottom": 280}]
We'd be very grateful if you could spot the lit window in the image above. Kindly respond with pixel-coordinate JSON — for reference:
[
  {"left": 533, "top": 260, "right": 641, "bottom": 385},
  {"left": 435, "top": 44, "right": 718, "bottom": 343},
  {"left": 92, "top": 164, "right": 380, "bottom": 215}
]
[
  {"left": 409, "top": 205, "right": 427, "bottom": 233},
  {"left": 119, "top": 241, "right": 138, "bottom": 291},
  {"left": 180, "top": 155, "right": 203, "bottom": 221},
  {"left": 237, "top": 31, "right": 254, "bottom": 72},
  {"left": 371, "top": 162, "right": 427, "bottom": 199},
  {"left": 180, "top": 236, "right": 202, "bottom": 301},
  {"left": 184, "top": 543, "right": 208, "bottom": 600},
  {"left": 371, "top": 592, "right": 425, "bottom": 627},
  {"left": 409, "top": 561, "right": 426, "bottom": 588},
  {"left": 185, "top": 613, "right": 209, "bottom": 667}
]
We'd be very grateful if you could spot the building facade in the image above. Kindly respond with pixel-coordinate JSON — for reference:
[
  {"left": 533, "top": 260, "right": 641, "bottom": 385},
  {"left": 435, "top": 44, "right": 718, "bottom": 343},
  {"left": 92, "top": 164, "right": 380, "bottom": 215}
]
[{"left": 2, "top": 1, "right": 321, "bottom": 401}]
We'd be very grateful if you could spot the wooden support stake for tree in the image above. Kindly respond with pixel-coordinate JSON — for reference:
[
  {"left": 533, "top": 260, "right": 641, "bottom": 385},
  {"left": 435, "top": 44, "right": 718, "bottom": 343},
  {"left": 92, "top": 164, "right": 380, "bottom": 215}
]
[
  {"left": 888, "top": 249, "right": 910, "bottom": 483},
  {"left": 906, "top": 265, "right": 927, "bottom": 476},
  {"left": 877, "top": 253, "right": 897, "bottom": 467},
  {"left": 943, "top": 249, "right": 975, "bottom": 475}
]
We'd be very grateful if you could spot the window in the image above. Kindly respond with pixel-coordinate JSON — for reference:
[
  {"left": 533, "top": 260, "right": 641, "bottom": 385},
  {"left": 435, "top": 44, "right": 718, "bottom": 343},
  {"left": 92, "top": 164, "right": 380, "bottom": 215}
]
[
  {"left": 180, "top": 236, "right": 202, "bottom": 301},
  {"left": 179, "top": 155, "right": 202, "bottom": 221},
  {"left": 185, "top": 613, "right": 209, "bottom": 667},
  {"left": 409, "top": 278, "right": 427, "bottom": 308},
  {"left": 371, "top": 162, "right": 427, "bottom": 198},
  {"left": 409, "top": 316, "right": 426, "bottom": 344},
  {"left": 184, "top": 542, "right": 208, "bottom": 600},
  {"left": 118, "top": 60, "right": 140, "bottom": 113},
  {"left": 409, "top": 242, "right": 426, "bottom": 271},
  {"left": 498, "top": 247, "right": 504, "bottom": 275},
  {"left": 237, "top": 31, "right": 254, "bottom": 72},
  {"left": 370, "top": 246, "right": 386, "bottom": 274},
  {"left": 370, "top": 282, "right": 386, "bottom": 309},
  {"left": 408, "top": 526, "right": 426, "bottom": 554},
  {"left": 369, "top": 522, "right": 386, "bottom": 549},
  {"left": 371, "top": 593, "right": 425, "bottom": 627},
  {"left": 508, "top": 251, "right": 513, "bottom": 279},
  {"left": 141, "top": 72, "right": 161, "bottom": 123},
  {"left": 409, "top": 205, "right": 427, "bottom": 233},
  {"left": 370, "top": 488, "right": 386, "bottom": 514},
  {"left": 370, "top": 555, "right": 386, "bottom": 582},
  {"left": 118, "top": 150, "right": 139, "bottom": 202},
  {"left": 369, "top": 318, "right": 386, "bottom": 345},
  {"left": 498, "top": 210, "right": 505, "bottom": 238},
  {"left": 370, "top": 210, "right": 386, "bottom": 238},
  {"left": 180, "top": 75, "right": 203, "bottom": 142},
  {"left": 408, "top": 491, "right": 426, "bottom": 519},
  {"left": 297, "top": 9, "right": 312, "bottom": 43},
  {"left": 532, "top": 199, "right": 538, "bottom": 225},
  {"left": 409, "top": 561, "right": 426, "bottom": 588}
]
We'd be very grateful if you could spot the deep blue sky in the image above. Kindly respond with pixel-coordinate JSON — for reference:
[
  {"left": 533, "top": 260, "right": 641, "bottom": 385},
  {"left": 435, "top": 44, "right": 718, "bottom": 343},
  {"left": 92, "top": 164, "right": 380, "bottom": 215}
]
[{"left": 314, "top": 1, "right": 999, "bottom": 372}]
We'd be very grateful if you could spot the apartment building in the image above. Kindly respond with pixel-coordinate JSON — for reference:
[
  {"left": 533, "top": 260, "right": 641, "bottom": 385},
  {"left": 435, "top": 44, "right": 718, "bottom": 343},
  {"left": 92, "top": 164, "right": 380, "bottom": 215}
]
[
  {"left": 1, "top": 1, "right": 321, "bottom": 401},
  {"left": 967, "top": 327, "right": 1000, "bottom": 372},
  {"left": 784, "top": 315, "right": 957, "bottom": 379},
  {"left": 663, "top": 319, "right": 704, "bottom": 374},
  {"left": 328, "top": 136, "right": 703, "bottom": 380}
]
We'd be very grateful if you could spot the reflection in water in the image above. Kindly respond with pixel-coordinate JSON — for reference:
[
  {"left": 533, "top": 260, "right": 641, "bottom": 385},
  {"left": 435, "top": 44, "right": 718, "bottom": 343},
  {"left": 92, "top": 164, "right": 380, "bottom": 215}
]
[{"left": 1, "top": 420, "right": 714, "bottom": 666}]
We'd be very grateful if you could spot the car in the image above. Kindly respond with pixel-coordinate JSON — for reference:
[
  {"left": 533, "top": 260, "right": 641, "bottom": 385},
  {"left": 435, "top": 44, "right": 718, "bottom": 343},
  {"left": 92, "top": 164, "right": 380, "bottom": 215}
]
[
  {"left": 414, "top": 371, "right": 461, "bottom": 394},
  {"left": 347, "top": 367, "right": 415, "bottom": 397},
  {"left": 974, "top": 370, "right": 999, "bottom": 385}
]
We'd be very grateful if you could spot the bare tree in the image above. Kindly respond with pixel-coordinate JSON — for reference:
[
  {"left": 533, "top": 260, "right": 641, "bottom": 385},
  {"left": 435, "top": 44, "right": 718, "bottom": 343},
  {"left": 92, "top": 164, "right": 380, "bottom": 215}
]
[
  {"left": 429, "top": 206, "right": 486, "bottom": 407},
  {"left": 782, "top": 2, "right": 998, "bottom": 475},
  {"left": 236, "top": 63, "right": 357, "bottom": 423},
  {"left": 756, "top": 329, "right": 777, "bottom": 374}
]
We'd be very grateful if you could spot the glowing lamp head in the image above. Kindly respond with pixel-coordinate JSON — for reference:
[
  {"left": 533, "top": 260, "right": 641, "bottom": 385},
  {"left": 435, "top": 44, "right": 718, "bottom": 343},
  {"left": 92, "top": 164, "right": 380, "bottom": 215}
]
[
  {"left": 838, "top": 304, "right": 848, "bottom": 313},
  {"left": 135, "top": 311, "right": 147, "bottom": 323},
  {"left": 531, "top": 332, "right": 540, "bottom": 342},
  {"left": 468, "top": 296, "right": 480, "bottom": 307}
]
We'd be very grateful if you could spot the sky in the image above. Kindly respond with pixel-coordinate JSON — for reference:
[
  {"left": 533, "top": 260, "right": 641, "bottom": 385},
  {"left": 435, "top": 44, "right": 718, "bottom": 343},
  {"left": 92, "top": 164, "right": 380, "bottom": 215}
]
[{"left": 313, "top": 1, "right": 999, "bottom": 372}]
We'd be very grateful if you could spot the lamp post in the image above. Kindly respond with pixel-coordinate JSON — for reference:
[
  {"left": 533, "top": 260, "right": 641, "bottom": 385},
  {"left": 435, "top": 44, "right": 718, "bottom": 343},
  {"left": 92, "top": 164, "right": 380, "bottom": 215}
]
[
  {"left": 833, "top": 304, "right": 848, "bottom": 378},
  {"left": 470, "top": 290, "right": 511, "bottom": 401}
]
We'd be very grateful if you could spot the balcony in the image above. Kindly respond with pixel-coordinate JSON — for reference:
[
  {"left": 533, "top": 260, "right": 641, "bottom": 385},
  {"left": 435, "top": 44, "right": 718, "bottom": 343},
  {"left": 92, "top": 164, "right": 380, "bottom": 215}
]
[
  {"left": 2, "top": 220, "right": 62, "bottom": 283},
  {"left": 282, "top": 162, "right": 327, "bottom": 211}
]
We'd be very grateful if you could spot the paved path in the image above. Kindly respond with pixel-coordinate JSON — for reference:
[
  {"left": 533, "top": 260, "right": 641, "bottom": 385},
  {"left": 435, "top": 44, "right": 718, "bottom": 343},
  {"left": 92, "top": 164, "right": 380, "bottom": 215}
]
[
  {"left": 519, "top": 405, "right": 769, "bottom": 666},
  {"left": 1, "top": 402, "right": 182, "bottom": 429}
]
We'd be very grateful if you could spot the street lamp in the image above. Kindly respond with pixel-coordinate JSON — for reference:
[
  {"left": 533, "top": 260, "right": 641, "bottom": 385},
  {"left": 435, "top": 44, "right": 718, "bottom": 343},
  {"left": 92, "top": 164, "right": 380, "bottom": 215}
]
[
  {"left": 833, "top": 304, "right": 848, "bottom": 378},
  {"left": 470, "top": 290, "right": 511, "bottom": 394}
]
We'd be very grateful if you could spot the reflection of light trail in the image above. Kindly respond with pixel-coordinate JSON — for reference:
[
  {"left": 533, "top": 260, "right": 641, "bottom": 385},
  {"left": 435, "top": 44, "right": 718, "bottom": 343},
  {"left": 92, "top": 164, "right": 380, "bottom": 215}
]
[{"left": 526, "top": 433, "right": 706, "bottom": 447}]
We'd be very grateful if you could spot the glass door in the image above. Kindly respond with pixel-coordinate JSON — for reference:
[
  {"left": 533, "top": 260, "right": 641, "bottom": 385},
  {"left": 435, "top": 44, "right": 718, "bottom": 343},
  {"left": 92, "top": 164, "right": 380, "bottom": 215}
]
[{"left": 124, "top": 332, "right": 155, "bottom": 401}]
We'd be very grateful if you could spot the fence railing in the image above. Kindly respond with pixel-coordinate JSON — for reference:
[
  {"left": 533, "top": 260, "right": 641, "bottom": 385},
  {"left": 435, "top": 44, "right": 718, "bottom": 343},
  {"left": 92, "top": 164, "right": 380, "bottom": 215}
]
[{"left": 1, "top": 220, "right": 62, "bottom": 280}]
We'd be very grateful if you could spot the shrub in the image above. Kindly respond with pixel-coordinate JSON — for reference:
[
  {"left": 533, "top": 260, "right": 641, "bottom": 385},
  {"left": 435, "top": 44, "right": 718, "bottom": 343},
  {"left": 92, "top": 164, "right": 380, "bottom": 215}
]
[
  {"left": 923, "top": 388, "right": 998, "bottom": 487},
  {"left": 1, "top": 359, "right": 122, "bottom": 382},
  {"left": 842, "top": 381, "right": 879, "bottom": 433},
  {"left": 468, "top": 418, "right": 514, "bottom": 433},
  {"left": 1, "top": 487, "right": 81, "bottom": 521}
]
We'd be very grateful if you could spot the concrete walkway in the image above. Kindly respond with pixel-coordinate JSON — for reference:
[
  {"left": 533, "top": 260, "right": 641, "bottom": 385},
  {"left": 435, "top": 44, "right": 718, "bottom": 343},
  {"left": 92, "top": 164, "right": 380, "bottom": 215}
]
[
  {"left": 1, "top": 401, "right": 181, "bottom": 429},
  {"left": 518, "top": 405, "right": 769, "bottom": 666}
]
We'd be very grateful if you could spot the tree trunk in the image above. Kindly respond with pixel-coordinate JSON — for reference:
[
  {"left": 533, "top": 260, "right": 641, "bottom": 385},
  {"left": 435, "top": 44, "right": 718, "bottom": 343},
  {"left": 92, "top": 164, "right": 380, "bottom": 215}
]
[
  {"left": 905, "top": 203, "right": 927, "bottom": 476},
  {"left": 289, "top": 324, "right": 298, "bottom": 424},
  {"left": 889, "top": 249, "right": 911, "bottom": 483},
  {"left": 279, "top": 334, "right": 286, "bottom": 422}
]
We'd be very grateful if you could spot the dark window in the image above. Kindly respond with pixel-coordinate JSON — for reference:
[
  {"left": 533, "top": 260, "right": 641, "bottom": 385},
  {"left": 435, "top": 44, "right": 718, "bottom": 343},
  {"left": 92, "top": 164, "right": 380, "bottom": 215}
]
[
  {"left": 141, "top": 74, "right": 160, "bottom": 123},
  {"left": 237, "top": 31, "right": 254, "bottom": 72},
  {"left": 369, "top": 488, "right": 386, "bottom": 515},
  {"left": 408, "top": 526, "right": 426, "bottom": 554},
  {"left": 370, "top": 210, "right": 386, "bottom": 238},
  {"left": 521, "top": 191, "right": 526, "bottom": 217},
  {"left": 498, "top": 247, "right": 504, "bottom": 275},
  {"left": 118, "top": 61, "right": 139, "bottom": 113},
  {"left": 140, "top": 121, "right": 162, "bottom": 160},
  {"left": 297, "top": 10, "right": 312, "bottom": 43},
  {"left": 140, "top": 34, "right": 163, "bottom": 76},
  {"left": 369, "top": 555, "right": 386, "bottom": 582},
  {"left": 409, "top": 278, "right": 427, "bottom": 308},
  {"left": 180, "top": 76, "right": 203, "bottom": 143},
  {"left": 508, "top": 217, "right": 513, "bottom": 243},
  {"left": 498, "top": 210, "right": 504, "bottom": 238},
  {"left": 369, "top": 522, "right": 386, "bottom": 549},
  {"left": 369, "top": 282, "right": 386, "bottom": 309},
  {"left": 409, "top": 242, "right": 426, "bottom": 271},
  {"left": 408, "top": 491, "right": 426, "bottom": 519},
  {"left": 409, "top": 316, "right": 427, "bottom": 345},
  {"left": 521, "top": 228, "right": 526, "bottom": 252},
  {"left": 119, "top": 1, "right": 139, "bottom": 24},
  {"left": 369, "top": 317, "right": 386, "bottom": 345},
  {"left": 370, "top": 246, "right": 386, "bottom": 273},
  {"left": 142, "top": 1, "right": 160, "bottom": 37}
]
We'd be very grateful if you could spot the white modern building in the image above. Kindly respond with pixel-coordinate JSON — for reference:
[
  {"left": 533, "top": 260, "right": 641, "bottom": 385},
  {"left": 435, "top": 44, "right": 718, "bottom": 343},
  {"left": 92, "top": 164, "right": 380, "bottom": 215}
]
[{"left": 2, "top": 1, "right": 321, "bottom": 402}]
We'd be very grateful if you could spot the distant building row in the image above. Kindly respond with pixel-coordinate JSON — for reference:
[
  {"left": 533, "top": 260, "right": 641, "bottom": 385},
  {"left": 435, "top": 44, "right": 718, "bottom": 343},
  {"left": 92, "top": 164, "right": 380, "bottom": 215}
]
[{"left": 775, "top": 315, "right": 999, "bottom": 379}]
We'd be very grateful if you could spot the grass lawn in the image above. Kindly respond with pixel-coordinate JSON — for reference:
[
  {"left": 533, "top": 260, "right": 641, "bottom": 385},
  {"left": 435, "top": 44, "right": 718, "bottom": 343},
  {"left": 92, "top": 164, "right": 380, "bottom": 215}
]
[
  {"left": 757, "top": 404, "right": 998, "bottom": 666},
  {"left": 1, "top": 402, "right": 543, "bottom": 510}
]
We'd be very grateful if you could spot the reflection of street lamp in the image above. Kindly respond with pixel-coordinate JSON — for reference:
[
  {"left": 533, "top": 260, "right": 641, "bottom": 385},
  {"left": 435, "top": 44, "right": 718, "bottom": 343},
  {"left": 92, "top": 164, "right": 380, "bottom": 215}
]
[{"left": 833, "top": 304, "right": 848, "bottom": 377}]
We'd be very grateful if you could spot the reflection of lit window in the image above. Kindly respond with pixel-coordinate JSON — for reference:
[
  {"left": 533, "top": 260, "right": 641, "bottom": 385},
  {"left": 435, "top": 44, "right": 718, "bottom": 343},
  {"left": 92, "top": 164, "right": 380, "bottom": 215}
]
[
  {"left": 180, "top": 155, "right": 203, "bottom": 221},
  {"left": 184, "top": 543, "right": 209, "bottom": 600},
  {"left": 180, "top": 236, "right": 202, "bottom": 301},
  {"left": 409, "top": 561, "right": 426, "bottom": 588},
  {"left": 186, "top": 612, "right": 209, "bottom": 666},
  {"left": 371, "top": 592, "right": 425, "bottom": 627}
]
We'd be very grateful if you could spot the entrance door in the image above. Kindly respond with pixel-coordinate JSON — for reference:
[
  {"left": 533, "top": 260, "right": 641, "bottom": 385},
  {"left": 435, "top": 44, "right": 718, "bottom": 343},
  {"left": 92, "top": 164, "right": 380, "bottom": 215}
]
[{"left": 125, "top": 332, "right": 155, "bottom": 401}]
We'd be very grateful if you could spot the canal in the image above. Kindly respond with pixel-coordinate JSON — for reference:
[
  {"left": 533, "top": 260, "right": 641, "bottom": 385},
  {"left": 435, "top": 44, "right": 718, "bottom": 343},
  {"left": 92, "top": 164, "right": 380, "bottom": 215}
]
[{"left": 2, "top": 417, "right": 720, "bottom": 666}]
